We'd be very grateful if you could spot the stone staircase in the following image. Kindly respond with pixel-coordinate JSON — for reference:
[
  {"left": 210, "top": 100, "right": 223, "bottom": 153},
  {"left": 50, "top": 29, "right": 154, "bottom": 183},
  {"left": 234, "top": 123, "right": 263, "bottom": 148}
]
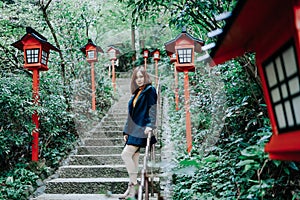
[{"left": 32, "top": 78, "right": 160, "bottom": 200}]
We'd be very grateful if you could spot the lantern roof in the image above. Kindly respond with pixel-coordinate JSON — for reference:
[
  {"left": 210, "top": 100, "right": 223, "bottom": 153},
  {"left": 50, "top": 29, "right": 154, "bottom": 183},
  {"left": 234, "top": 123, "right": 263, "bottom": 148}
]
[
  {"left": 141, "top": 48, "right": 149, "bottom": 54},
  {"left": 164, "top": 28, "right": 204, "bottom": 55},
  {"left": 80, "top": 39, "right": 104, "bottom": 54},
  {"left": 11, "top": 27, "right": 59, "bottom": 52},
  {"left": 150, "top": 48, "right": 160, "bottom": 55},
  {"left": 210, "top": 0, "right": 287, "bottom": 65},
  {"left": 107, "top": 45, "right": 121, "bottom": 54}
]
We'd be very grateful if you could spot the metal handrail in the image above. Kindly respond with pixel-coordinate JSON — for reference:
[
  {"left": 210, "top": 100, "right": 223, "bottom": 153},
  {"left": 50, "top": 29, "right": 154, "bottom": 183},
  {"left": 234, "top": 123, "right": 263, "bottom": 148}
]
[{"left": 138, "top": 76, "right": 161, "bottom": 200}]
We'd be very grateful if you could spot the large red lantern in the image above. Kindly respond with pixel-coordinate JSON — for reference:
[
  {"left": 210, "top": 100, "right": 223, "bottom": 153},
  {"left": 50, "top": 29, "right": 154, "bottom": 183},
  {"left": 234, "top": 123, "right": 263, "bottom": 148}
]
[
  {"left": 11, "top": 27, "right": 59, "bottom": 161},
  {"left": 210, "top": 0, "right": 300, "bottom": 161}
]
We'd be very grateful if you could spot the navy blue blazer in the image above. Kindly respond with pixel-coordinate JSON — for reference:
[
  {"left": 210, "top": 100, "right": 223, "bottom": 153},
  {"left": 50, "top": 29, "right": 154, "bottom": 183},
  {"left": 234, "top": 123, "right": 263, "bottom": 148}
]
[{"left": 123, "top": 84, "right": 157, "bottom": 147}]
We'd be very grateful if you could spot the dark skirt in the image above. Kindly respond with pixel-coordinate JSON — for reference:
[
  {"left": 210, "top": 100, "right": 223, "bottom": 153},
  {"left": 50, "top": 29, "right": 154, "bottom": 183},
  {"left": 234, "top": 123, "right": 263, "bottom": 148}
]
[{"left": 126, "top": 135, "right": 157, "bottom": 147}]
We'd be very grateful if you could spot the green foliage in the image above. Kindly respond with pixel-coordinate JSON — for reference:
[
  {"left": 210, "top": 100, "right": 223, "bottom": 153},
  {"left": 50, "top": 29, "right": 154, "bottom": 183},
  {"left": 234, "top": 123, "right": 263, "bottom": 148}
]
[
  {"left": 0, "top": 74, "right": 34, "bottom": 170},
  {"left": 0, "top": 164, "right": 39, "bottom": 200},
  {"left": 0, "top": 0, "right": 115, "bottom": 199}
]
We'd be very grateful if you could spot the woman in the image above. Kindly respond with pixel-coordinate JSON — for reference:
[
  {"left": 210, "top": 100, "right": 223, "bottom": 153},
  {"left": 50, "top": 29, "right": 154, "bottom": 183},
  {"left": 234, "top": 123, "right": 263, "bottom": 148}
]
[{"left": 120, "top": 66, "right": 157, "bottom": 199}]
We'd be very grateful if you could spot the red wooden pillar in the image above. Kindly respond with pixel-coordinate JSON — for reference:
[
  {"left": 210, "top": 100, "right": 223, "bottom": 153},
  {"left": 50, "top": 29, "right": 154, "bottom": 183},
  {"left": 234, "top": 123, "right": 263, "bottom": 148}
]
[
  {"left": 184, "top": 70, "right": 192, "bottom": 153},
  {"left": 144, "top": 57, "right": 147, "bottom": 70},
  {"left": 32, "top": 69, "right": 40, "bottom": 161},
  {"left": 155, "top": 59, "right": 158, "bottom": 86},
  {"left": 111, "top": 60, "right": 116, "bottom": 93},
  {"left": 174, "top": 64, "right": 179, "bottom": 111},
  {"left": 90, "top": 62, "right": 96, "bottom": 110}
]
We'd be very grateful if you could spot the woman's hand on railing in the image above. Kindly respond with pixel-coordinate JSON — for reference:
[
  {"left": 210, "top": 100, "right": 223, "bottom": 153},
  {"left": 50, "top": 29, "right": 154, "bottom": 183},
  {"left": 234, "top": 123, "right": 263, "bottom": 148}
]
[
  {"left": 144, "top": 127, "right": 152, "bottom": 135},
  {"left": 123, "top": 135, "right": 128, "bottom": 142}
]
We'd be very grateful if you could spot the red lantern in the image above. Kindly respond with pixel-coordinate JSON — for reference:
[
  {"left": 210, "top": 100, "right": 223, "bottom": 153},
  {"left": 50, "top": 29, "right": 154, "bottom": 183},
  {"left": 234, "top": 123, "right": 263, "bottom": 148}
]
[
  {"left": 142, "top": 48, "right": 150, "bottom": 58},
  {"left": 107, "top": 46, "right": 120, "bottom": 93},
  {"left": 152, "top": 48, "right": 160, "bottom": 61},
  {"left": 165, "top": 29, "right": 204, "bottom": 153},
  {"left": 151, "top": 49, "right": 160, "bottom": 86},
  {"left": 80, "top": 39, "right": 103, "bottom": 63},
  {"left": 80, "top": 39, "right": 103, "bottom": 110},
  {"left": 210, "top": 0, "right": 300, "bottom": 161},
  {"left": 168, "top": 52, "right": 177, "bottom": 64},
  {"left": 11, "top": 27, "right": 59, "bottom": 161},
  {"left": 12, "top": 27, "right": 59, "bottom": 71},
  {"left": 107, "top": 46, "right": 120, "bottom": 61},
  {"left": 142, "top": 48, "right": 150, "bottom": 70},
  {"left": 165, "top": 29, "right": 203, "bottom": 73}
]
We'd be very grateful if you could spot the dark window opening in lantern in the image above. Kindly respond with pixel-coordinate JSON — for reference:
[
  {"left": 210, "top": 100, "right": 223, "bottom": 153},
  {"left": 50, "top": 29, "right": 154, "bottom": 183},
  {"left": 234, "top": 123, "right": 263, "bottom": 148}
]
[
  {"left": 87, "top": 50, "right": 95, "bottom": 59},
  {"left": 26, "top": 48, "right": 40, "bottom": 64},
  {"left": 262, "top": 39, "right": 300, "bottom": 133},
  {"left": 41, "top": 50, "right": 48, "bottom": 65},
  {"left": 177, "top": 48, "right": 193, "bottom": 64}
]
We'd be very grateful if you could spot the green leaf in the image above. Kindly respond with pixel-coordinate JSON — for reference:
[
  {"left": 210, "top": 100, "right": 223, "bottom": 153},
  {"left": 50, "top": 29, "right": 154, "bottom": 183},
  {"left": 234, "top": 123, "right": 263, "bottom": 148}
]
[
  {"left": 272, "top": 160, "right": 281, "bottom": 167},
  {"left": 288, "top": 162, "right": 299, "bottom": 171},
  {"left": 236, "top": 159, "right": 255, "bottom": 167},
  {"left": 203, "top": 155, "right": 219, "bottom": 163}
]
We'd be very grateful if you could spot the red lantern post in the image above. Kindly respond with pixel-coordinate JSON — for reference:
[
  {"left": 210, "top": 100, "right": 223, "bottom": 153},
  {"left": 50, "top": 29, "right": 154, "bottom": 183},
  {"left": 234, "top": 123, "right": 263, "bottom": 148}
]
[
  {"left": 152, "top": 49, "right": 160, "bottom": 86},
  {"left": 107, "top": 46, "right": 120, "bottom": 93},
  {"left": 142, "top": 48, "right": 150, "bottom": 70},
  {"left": 165, "top": 28, "right": 204, "bottom": 154},
  {"left": 11, "top": 27, "right": 59, "bottom": 161},
  {"left": 80, "top": 39, "right": 103, "bottom": 111}
]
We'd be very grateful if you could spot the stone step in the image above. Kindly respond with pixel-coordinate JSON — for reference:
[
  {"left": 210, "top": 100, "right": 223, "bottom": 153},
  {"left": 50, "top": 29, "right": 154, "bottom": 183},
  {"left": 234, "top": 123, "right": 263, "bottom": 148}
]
[
  {"left": 96, "top": 126, "right": 124, "bottom": 132},
  {"left": 58, "top": 165, "right": 129, "bottom": 178},
  {"left": 77, "top": 146, "right": 159, "bottom": 155},
  {"left": 106, "top": 113, "right": 128, "bottom": 118},
  {"left": 89, "top": 130, "right": 123, "bottom": 138},
  {"left": 45, "top": 177, "right": 160, "bottom": 194},
  {"left": 108, "top": 108, "right": 128, "bottom": 112},
  {"left": 83, "top": 138, "right": 124, "bottom": 146},
  {"left": 103, "top": 114, "right": 127, "bottom": 119},
  {"left": 31, "top": 193, "right": 159, "bottom": 200},
  {"left": 68, "top": 154, "right": 161, "bottom": 165},
  {"left": 99, "top": 120, "right": 125, "bottom": 126},
  {"left": 77, "top": 146, "right": 124, "bottom": 155},
  {"left": 58, "top": 165, "right": 161, "bottom": 178}
]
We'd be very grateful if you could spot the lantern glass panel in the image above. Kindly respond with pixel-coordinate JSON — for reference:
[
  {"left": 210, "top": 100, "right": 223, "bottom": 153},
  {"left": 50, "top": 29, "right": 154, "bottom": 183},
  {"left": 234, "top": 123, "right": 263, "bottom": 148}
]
[
  {"left": 263, "top": 41, "right": 300, "bottom": 133},
  {"left": 26, "top": 48, "right": 39, "bottom": 64},
  {"left": 177, "top": 48, "right": 192, "bottom": 64},
  {"left": 41, "top": 50, "right": 48, "bottom": 65},
  {"left": 87, "top": 50, "right": 95, "bottom": 59},
  {"left": 144, "top": 51, "right": 148, "bottom": 57},
  {"left": 285, "top": 101, "right": 294, "bottom": 126},
  {"left": 292, "top": 96, "right": 300, "bottom": 124},
  {"left": 109, "top": 50, "right": 116, "bottom": 60},
  {"left": 154, "top": 53, "right": 159, "bottom": 59},
  {"left": 275, "top": 105, "right": 286, "bottom": 128}
]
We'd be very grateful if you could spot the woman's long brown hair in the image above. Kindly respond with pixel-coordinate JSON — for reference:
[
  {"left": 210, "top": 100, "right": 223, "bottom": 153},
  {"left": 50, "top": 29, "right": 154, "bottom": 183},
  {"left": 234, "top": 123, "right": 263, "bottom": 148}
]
[{"left": 130, "top": 66, "right": 152, "bottom": 94}]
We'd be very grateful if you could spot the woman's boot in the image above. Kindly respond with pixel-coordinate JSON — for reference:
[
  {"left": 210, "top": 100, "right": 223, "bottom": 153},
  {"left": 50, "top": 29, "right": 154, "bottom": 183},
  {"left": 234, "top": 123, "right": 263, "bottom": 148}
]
[
  {"left": 126, "top": 182, "right": 139, "bottom": 199},
  {"left": 119, "top": 183, "right": 131, "bottom": 199}
]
